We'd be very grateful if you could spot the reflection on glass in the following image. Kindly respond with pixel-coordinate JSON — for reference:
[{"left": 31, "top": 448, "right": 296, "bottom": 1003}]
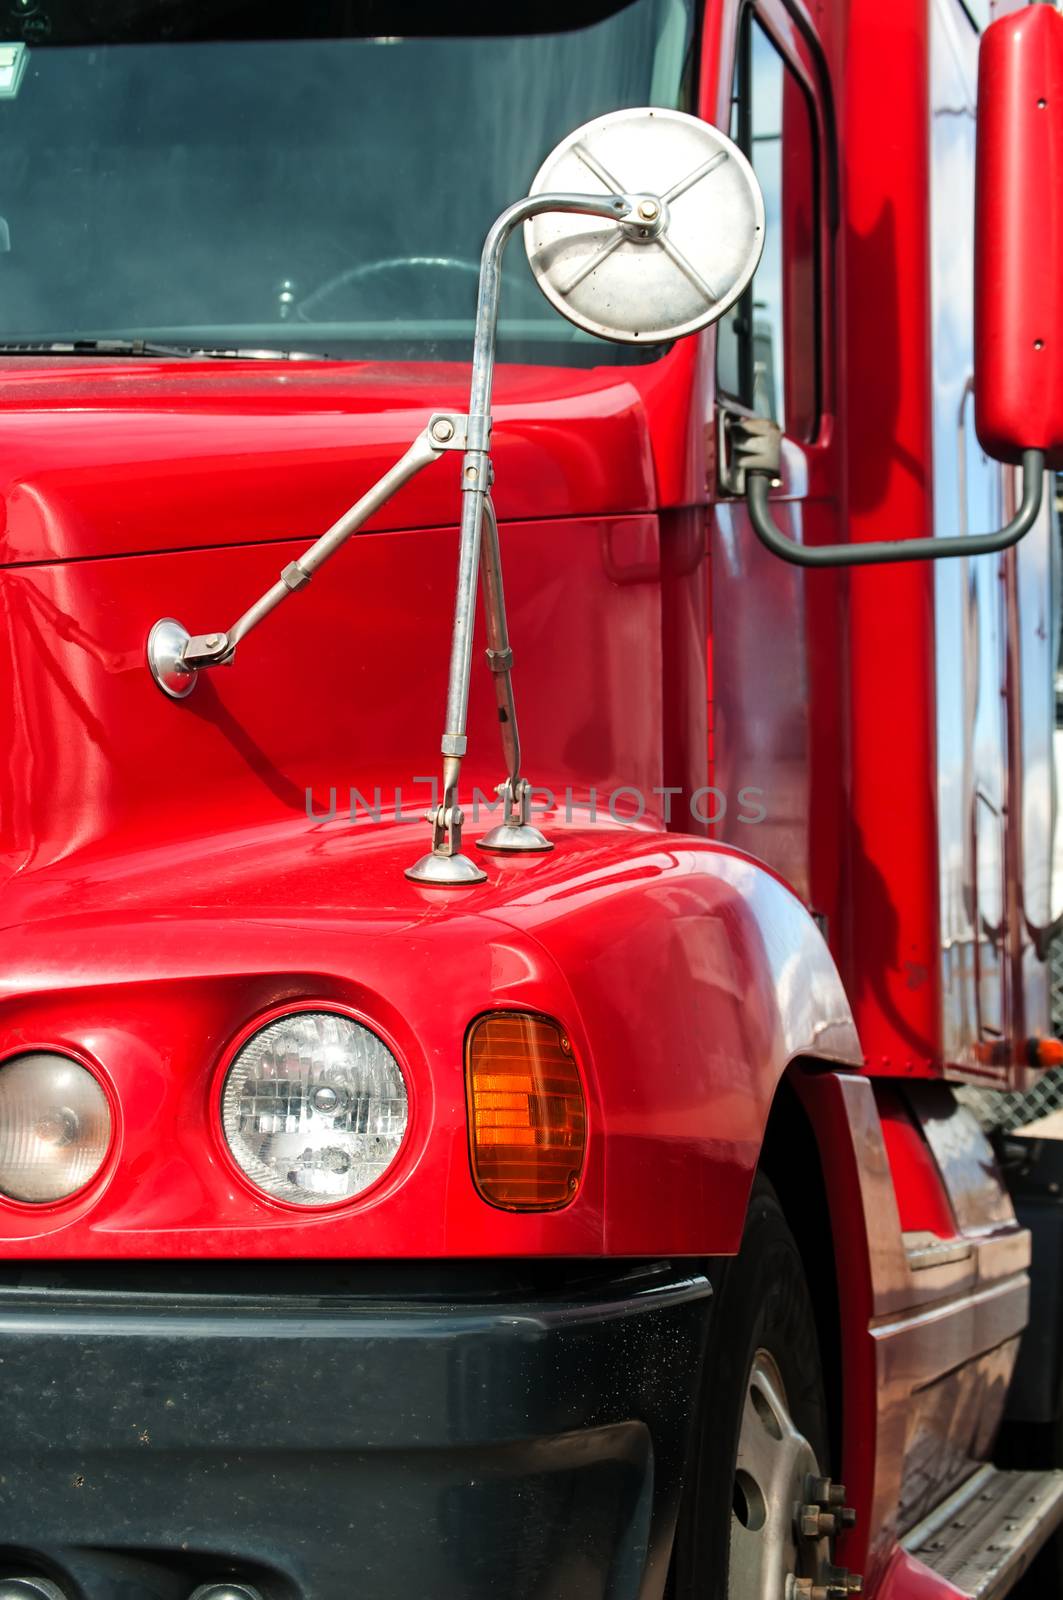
[
  {"left": 750, "top": 23, "right": 784, "bottom": 422},
  {"left": 0, "top": 0, "right": 694, "bottom": 364},
  {"left": 716, "top": 15, "right": 817, "bottom": 440}
]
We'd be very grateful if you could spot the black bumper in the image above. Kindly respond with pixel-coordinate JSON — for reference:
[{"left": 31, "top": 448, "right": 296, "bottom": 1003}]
[{"left": 0, "top": 1261, "right": 711, "bottom": 1600}]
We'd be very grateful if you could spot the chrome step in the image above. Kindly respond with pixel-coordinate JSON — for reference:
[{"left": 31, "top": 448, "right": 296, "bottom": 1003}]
[{"left": 901, "top": 1464, "right": 1063, "bottom": 1598}]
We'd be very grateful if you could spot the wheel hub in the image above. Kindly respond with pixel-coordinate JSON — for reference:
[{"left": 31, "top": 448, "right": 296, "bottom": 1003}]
[{"left": 728, "top": 1350, "right": 862, "bottom": 1600}]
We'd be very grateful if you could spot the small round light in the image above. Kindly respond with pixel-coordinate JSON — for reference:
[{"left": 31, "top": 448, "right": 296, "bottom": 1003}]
[
  {"left": 0, "top": 1054, "right": 112, "bottom": 1203},
  {"left": 221, "top": 1011, "right": 408, "bottom": 1206}
]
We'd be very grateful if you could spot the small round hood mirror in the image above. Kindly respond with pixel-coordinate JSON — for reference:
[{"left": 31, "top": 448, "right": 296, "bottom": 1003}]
[{"left": 524, "top": 106, "right": 764, "bottom": 345}]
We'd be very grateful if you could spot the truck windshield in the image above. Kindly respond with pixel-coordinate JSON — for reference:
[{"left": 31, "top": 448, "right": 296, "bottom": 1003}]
[{"left": 0, "top": 0, "right": 695, "bottom": 364}]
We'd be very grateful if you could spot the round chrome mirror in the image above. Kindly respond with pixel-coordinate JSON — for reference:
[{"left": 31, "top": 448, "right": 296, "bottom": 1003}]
[{"left": 524, "top": 107, "right": 764, "bottom": 345}]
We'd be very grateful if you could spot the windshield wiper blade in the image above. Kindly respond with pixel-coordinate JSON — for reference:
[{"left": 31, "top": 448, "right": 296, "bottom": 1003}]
[{"left": 0, "top": 338, "right": 326, "bottom": 360}]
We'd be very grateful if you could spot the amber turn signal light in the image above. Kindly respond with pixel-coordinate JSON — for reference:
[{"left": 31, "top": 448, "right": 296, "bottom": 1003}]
[{"left": 465, "top": 1012, "right": 587, "bottom": 1210}]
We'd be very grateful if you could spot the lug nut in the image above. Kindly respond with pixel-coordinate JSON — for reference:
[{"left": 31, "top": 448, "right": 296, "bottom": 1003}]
[
  {"left": 800, "top": 1478, "right": 859, "bottom": 1542},
  {"left": 787, "top": 1574, "right": 862, "bottom": 1600},
  {"left": 824, "top": 1564, "right": 863, "bottom": 1598},
  {"left": 800, "top": 1504, "right": 837, "bottom": 1538},
  {"left": 809, "top": 1475, "right": 849, "bottom": 1507}
]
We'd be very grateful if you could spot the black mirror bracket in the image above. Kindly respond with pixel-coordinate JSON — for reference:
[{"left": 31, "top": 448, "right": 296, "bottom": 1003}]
[
  {"left": 732, "top": 410, "right": 1045, "bottom": 568},
  {"left": 717, "top": 410, "right": 783, "bottom": 496}
]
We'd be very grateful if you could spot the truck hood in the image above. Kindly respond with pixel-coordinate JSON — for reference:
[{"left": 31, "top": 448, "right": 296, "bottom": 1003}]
[{"left": 0, "top": 357, "right": 657, "bottom": 565}]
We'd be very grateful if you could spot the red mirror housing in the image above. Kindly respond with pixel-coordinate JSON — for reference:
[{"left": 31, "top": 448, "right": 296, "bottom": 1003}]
[{"left": 975, "top": 4, "right": 1063, "bottom": 468}]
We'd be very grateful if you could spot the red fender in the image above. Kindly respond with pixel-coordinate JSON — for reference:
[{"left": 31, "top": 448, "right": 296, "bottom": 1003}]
[
  {"left": 0, "top": 818, "right": 859, "bottom": 1258},
  {"left": 485, "top": 828, "right": 862, "bottom": 1254}
]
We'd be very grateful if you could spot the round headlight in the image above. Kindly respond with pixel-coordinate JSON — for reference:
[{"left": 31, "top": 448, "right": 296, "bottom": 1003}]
[
  {"left": 0, "top": 1053, "right": 112, "bottom": 1203},
  {"left": 221, "top": 1011, "right": 409, "bottom": 1206}
]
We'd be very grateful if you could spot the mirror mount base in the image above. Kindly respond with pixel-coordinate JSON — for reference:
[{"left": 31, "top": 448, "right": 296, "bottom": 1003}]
[
  {"left": 478, "top": 779, "right": 553, "bottom": 855},
  {"left": 477, "top": 822, "right": 552, "bottom": 855},
  {"left": 147, "top": 618, "right": 199, "bottom": 699},
  {"left": 717, "top": 408, "right": 782, "bottom": 496},
  {"left": 405, "top": 793, "right": 487, "bottom": 887},
  {"left": 405, "top": 848, "right": 488, "bottom": 887}
]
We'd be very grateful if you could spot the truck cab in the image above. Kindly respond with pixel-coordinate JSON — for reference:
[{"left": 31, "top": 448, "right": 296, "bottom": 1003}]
[{"left": 0, "top": 3, "right": 1061, "bottom": 1599}]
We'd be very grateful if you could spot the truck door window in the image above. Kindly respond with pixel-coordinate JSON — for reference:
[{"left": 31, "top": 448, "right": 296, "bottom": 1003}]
[{"left": 716, "top": 12, "right": 819, "bottom": 441}]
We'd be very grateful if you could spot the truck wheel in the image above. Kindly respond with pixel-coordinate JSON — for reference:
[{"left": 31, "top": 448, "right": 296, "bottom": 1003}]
[{"left": 670, "top": 1174, "right": 834, "bottom": 1599}]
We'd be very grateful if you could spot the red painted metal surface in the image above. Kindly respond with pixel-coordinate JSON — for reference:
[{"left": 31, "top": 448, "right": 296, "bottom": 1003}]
[
  {"left": 0, "top": 823, "right": 858, "bottom": 1256},
  {"left": 703, "top": 0, "right": 1057, "bottom": 1088},
  {"left": 874, "top": 1086, "right": 957, "bottom": 1240},
  {"left": 842, "top": 0, "right": 941, "bottom": 1078},
  {"left": 874, "top": 1549, "right": 969, "bottom": 1600},
  {"left": 0, "top": 1, "right": 1049, "bottom": 1182},
  {"left": 975, "top": 4, "right": 1063, "bottom": 467},
  {"left": 659, "top": 504, "right": 711, "bottom": 831},
  {"left": 791, "top": 1071, "right": 885, "bottom": 1587},
  {"left": 0, "top": 359, "right": 657, "bottom": 564},
  {"left": 703, "top": 0, "right": 849, "bottom": 951},
  {"left": 797, "top": 1070, "right": 1028, "bottom": 1593},
  {"left": 0, "top": 0, "right": 1056, "bottom": 1580},
  {"left": 0, "top": 505, "right": 667, "bottom": 871},
  {"left": 0, "top": 335, "right": 866, "bottom": 1263}
]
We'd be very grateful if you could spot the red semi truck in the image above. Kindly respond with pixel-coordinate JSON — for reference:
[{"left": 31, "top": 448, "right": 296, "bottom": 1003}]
[{"left": 1, "top": 1, "right": 1063, "bottom": 1598}]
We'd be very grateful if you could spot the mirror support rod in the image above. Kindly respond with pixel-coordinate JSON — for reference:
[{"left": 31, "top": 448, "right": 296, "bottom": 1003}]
[
  {"left": 146, "top": 415, "right": 463, "bottom": 698},
  {"left": 404, "top": 189, "right": 634, "bottom": 885},
  {"left": 476, "top": 495, "right": 552, "bottom": 856},
  {"left": 746, "top": 444, "right": 1044, "bottom": 568},
  {"left": 147, "top": 188, "right": 635, "bottom": 885}
]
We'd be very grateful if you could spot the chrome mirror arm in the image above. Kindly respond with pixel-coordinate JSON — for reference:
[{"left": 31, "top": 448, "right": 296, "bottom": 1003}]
[
  {"left": 410, "top": 492, "right": 553, "bottom": 882},
  {"left": 476, "top": 494, "right": 552, "bottom": 856},
  {"left": 404, "top": 189, "right": 635, "bottom": 886},
  {"left": 148, "top": 188, "right": 639, "bottom": 887},
  {"left": 147, "top": 413, "right": 466, "bottom": 698},
  {"left": 738, "top": 418, "right": 1045, "bottom": 567}
]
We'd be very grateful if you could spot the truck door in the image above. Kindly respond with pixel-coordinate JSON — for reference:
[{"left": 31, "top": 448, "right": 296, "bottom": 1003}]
[{"left": 707, "top": 1, "right": 840, "bottom": 922}]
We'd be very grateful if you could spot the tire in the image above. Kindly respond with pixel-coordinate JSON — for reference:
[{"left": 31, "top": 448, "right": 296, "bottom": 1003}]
[{"left": 670, "top": 1174, "right": 831, "bottom": 1599}]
